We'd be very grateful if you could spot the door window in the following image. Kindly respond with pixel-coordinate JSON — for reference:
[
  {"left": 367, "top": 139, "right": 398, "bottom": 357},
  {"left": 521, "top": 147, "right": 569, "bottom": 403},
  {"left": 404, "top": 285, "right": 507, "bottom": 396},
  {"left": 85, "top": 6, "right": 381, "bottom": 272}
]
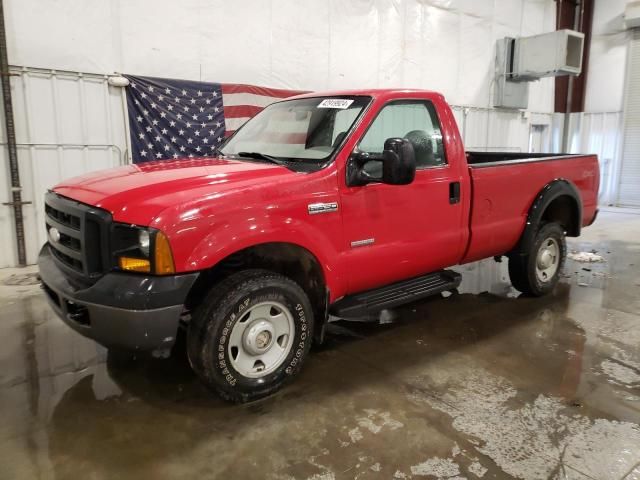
[{"left": 358, "top": 101, "right": 446, "bottom": 168}]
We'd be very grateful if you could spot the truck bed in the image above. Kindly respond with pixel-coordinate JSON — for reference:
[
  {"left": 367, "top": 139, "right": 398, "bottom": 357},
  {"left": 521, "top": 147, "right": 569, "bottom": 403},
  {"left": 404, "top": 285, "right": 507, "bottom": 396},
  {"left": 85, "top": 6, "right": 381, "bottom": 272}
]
[{"left": 462, "top": 152, "right": 600, "bottom": 264}]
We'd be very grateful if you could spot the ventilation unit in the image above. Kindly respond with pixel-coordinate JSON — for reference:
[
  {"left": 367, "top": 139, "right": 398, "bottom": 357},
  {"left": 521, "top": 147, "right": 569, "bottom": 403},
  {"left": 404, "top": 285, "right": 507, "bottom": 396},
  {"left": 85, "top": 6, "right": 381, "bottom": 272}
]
[
  {"left": 512, "top": 29, "right": 585, "bottom": 81},
  {"left": 625, "top": 1, "right": 640, "bottom": 28},
  {"left": 494, "top": 29, "right": 584, "bottom": 109}
]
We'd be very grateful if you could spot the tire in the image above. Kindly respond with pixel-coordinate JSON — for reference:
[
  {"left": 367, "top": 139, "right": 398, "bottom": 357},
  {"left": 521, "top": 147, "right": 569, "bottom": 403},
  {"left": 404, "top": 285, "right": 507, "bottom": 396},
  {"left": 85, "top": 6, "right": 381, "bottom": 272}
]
[
  {"left": 508, "top": 222, "right": 567, "bottom": 296},
  {"left": 187, "top": 269, "right": 314, "bottom": 403}
]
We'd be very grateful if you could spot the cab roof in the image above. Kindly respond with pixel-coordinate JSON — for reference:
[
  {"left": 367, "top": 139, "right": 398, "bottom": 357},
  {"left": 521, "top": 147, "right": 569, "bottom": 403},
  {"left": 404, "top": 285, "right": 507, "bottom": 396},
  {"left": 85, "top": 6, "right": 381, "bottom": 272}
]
[{"left": 287, "top": 88, "right": 445, "bottom": 102}]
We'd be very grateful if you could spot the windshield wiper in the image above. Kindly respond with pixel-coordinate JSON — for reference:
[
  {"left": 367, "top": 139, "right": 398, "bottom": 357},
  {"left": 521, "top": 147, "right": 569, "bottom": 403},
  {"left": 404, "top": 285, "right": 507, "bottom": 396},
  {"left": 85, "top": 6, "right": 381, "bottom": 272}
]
[{"left": 236, "top": 151, "right": 285, "bottom": 165}]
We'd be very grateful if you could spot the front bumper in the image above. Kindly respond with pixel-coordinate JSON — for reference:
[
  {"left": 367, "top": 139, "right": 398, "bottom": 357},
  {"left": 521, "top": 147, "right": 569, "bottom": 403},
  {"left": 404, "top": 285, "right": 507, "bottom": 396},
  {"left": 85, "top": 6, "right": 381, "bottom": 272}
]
[{"left": 38, "top": 245, "right": 199, "bottom": 352}]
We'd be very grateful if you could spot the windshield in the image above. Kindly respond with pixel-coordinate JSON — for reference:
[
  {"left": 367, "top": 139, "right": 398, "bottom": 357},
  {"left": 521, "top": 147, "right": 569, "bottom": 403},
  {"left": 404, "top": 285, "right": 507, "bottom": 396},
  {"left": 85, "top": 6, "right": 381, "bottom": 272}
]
[{"left": 220, "top": 96, "right": 370, "bottom": 163}]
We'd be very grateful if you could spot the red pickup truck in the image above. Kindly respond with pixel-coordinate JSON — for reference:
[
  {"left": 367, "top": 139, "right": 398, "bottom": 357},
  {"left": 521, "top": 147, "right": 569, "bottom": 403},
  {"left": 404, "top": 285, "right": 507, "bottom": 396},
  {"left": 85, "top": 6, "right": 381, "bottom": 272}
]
[{"left": 38, "top": 89, "right": 599, "bottom": 402}]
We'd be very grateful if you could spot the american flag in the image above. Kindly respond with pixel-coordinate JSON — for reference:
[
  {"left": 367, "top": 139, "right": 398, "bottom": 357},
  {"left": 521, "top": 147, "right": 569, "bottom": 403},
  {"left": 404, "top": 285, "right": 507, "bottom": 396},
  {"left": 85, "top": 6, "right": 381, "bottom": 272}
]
[{"left": 124, "top": 75, "right": 306, "bottom": 163}]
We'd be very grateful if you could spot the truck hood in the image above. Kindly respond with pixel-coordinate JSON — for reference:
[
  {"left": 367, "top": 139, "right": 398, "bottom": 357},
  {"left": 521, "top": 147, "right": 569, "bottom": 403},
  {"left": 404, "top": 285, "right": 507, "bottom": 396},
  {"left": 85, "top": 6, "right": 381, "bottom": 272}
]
[{"left": 53, "top": 157, "right": 292, "bottom": 224}]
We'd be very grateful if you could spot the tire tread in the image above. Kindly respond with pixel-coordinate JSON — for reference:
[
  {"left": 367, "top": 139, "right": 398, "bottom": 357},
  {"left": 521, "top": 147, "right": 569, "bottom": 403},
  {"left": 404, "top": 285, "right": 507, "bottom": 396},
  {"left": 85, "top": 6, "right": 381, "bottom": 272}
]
[
  {"left": 187, "top": 269, "right": 313, "bottom": 403},
  {"left": 508, "top": 222, "right": 566, "bottom": 296}
]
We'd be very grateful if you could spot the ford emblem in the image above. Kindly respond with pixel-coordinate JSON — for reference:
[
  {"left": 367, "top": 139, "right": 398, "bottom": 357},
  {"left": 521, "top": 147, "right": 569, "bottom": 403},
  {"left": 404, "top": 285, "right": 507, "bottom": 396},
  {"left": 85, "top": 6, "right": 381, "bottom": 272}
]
[{"left": 49, "top": 227, "right": 61, "bottom": 243}]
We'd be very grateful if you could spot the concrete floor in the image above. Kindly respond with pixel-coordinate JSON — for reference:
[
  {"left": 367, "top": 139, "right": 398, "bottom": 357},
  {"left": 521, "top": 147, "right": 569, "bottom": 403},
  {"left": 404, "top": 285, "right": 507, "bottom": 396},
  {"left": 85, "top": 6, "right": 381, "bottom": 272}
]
[{"left": 1, "top": 210, "right": 640, "bottom": 480}]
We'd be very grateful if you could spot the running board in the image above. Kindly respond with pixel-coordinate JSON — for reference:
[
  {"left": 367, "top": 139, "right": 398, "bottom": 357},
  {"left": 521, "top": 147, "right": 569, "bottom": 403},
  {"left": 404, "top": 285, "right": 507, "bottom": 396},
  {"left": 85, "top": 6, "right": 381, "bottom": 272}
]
[{"left": 330, "top": 270, "right": 462, "bottom": 318}]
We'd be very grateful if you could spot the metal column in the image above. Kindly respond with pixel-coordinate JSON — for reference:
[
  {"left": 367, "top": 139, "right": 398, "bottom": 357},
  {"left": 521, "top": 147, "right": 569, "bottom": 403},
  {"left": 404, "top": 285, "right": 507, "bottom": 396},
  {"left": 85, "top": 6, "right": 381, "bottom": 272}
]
[{"left": 0, "top": 0, "right": 28, "bottom": 266}]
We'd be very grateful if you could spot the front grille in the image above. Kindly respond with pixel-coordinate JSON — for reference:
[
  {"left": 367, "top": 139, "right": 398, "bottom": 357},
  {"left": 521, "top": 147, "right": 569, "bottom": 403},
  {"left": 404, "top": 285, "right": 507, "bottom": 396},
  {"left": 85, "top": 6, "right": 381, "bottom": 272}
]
[
  {"left": 44, "top": 191, "right": 112, "bottom": 281},
  {"left": 50, "top": 247, "right": 83, "bottom": 271},
  {"left": 58, "top": 231, "right": 81, "bottom": 252},
  {"left": 45, "top": 203, "right": 81, "bottom": 230}
]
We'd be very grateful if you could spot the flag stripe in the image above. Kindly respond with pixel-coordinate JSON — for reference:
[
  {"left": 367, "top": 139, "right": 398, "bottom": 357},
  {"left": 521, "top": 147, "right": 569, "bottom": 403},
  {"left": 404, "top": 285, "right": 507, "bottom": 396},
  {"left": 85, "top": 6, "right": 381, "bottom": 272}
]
[
  {"left": 222, "top": 92, "right": 286, "bottom": 108},
  {"left": 224, "top": 117, "right": 252, "bottom": 131},
  {"left": 223, "top": 105, "right": 264, "bottom": 118},
  {"left": 221, "top": 83, "right": 307, "bottom": 98}
]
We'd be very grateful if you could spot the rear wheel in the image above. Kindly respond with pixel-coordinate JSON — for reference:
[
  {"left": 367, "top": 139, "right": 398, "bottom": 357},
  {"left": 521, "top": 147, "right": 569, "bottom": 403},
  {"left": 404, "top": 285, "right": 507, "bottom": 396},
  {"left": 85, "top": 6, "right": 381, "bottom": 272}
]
[
  {"left": 509, "top": 222, "right": 566, "bottom": 296},
  {"left": 187, "top": 269, "right": 314, "bottom": 403}
]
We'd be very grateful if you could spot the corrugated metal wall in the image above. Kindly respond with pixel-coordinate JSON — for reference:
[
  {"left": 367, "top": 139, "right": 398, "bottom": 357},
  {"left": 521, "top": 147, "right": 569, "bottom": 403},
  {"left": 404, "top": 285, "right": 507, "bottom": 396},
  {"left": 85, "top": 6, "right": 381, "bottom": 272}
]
[
  {"left": 556, "top": 111, "right": 624, "bottom": 205},
  {"left": 0, "top": 66, "right": 128, "bottom": 268},
  {"left": 577, "top": 112, "right": 624, "bottom": 205},
  {"left": 451, "top": 106, "right": 554, "bottom": 153},
  {"left": 619, "top": 28, "right": 640, "bottom": 207}
]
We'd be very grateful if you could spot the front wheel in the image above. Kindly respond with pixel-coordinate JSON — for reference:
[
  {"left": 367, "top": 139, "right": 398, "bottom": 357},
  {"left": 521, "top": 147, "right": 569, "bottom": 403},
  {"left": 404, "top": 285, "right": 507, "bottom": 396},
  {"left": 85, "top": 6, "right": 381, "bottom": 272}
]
[
  {"left": 187, "top": 269, "right": 314, "bottom": 403},
  {"left": 508, "top": 222, "right": 567, "bottom": 296}
]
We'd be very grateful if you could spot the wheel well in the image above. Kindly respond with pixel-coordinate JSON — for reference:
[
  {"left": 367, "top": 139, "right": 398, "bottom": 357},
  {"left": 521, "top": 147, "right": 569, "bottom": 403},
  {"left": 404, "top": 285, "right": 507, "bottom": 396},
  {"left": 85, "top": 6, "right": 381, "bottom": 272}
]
[
  {"left": 184, "top": 243, "right": 327, "bottom": 337},
  {"left": 541, "top": 195, "right": 580, "bottom": 236}
]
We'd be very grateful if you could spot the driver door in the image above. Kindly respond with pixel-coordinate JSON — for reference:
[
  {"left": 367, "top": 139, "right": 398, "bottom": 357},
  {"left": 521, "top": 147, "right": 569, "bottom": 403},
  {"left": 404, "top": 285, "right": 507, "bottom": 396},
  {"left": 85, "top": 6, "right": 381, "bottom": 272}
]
[{"left": 339, "top": 99, "right": 466, "bottom": 294}]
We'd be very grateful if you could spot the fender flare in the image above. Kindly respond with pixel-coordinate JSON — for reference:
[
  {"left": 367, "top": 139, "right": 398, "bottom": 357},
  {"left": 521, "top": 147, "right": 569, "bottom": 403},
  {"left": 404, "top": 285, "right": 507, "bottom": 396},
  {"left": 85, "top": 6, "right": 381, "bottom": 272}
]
[{"left": 515, "top": 179, "right": 582, "bottom": 255}]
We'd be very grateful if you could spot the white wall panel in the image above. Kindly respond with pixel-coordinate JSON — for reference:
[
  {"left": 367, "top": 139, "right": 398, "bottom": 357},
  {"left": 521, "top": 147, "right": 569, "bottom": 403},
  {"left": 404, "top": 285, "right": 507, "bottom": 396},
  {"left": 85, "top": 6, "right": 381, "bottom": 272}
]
[
  {"left": 326, "top": 1, "right": 382, "bottom": 89},
  {"left": 0, "top": 68, "right": 127, "bottom": 268},
  {"left": 400, "top": 0, "right": 425, "bottom": 86},
  {"left": 200, "top": 1, "right": 273, "bottom": 86},
  {"left": 582, "top": 1, "right": 640, "bottom": 206},
  {"left": 558, "top": 111, "right": 624, "bottom": 205},
  {"left": 4, "top": 0, "right": 557, "bottom": 109},
  {"left": 619, "top": 28, "right": 640, "bottom": 207},
  {"left": 462, "top": 109, "right": 492, "bottom": 150},
  {"left": 271, "top": 1, "right": 332, "bottom": 90},
  {"left": 118, "top": 0, "right": 203, "bottom": 82},
  {"left": 420, "top": 6, "right": 460, "bottom": 97},
  {"left": 584, "top": 0, "right": 630, "bottom": 113},
  {"left": 450, "top": 105, "right": 553, "bottom": 153},
  {"left": 457, "top": 14, "right": 493, "bottom": 106},
  {"left": 521, "top": 0, "right": 547, "bottom": 36},
  {"left": 5, "top": 0, "right": 116, "bottom": 74},
  {"left": 582, "top": 112, "right": 624, "bottom": 205}
]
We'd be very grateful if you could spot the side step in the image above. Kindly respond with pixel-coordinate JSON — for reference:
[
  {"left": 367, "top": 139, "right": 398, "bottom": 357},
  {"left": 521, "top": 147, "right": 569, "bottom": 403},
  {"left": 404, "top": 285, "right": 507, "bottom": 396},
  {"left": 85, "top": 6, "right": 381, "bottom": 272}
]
[{"left": 330, "top": 270, "right": 462, "bottom": 318}]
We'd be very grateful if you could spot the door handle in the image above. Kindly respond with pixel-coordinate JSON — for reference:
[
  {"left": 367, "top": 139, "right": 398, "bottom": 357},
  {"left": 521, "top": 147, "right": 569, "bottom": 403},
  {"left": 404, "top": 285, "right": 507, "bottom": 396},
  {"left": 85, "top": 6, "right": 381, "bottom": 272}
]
[{"left": 449, "top": 181, "right": 461, "bottom": 204}]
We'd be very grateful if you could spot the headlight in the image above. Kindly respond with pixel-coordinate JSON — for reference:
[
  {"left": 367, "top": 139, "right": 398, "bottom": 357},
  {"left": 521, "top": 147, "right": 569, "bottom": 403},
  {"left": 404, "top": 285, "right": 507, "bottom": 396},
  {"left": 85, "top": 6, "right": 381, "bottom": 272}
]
[
  {"left": 111, "top": 224, "right": 175, "bottom": 275},
  {"left": 138, "top": 230, "right": 150, "bottom": 256}
]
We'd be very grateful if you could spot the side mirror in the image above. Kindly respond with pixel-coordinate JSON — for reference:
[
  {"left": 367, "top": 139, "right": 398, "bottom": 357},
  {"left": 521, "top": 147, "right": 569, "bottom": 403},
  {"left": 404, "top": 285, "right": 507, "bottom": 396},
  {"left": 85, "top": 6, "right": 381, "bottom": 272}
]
[
  {"left": 347, "top": 137, "right": 416, "bottom": 187},
  {"left": 381, "top": 137, "right": 416, "bottom": 185}
]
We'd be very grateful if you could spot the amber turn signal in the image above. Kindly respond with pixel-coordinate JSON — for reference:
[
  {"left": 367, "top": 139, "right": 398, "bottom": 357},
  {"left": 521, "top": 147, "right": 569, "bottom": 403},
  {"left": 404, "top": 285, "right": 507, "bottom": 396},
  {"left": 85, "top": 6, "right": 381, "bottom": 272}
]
[
  {"left": 154, "top": 231, "right": 175, "bottom": 275},
  {"left": 118, "top": 257, "right": 151, "bottom": 273}
]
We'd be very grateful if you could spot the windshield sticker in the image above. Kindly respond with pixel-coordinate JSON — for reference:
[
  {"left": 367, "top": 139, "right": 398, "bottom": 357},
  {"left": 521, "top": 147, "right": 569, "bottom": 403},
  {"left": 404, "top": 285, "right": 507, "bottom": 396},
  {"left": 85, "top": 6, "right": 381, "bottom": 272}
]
[{"left": 317, "top": 99, "right": 354, "bottom": 109}]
